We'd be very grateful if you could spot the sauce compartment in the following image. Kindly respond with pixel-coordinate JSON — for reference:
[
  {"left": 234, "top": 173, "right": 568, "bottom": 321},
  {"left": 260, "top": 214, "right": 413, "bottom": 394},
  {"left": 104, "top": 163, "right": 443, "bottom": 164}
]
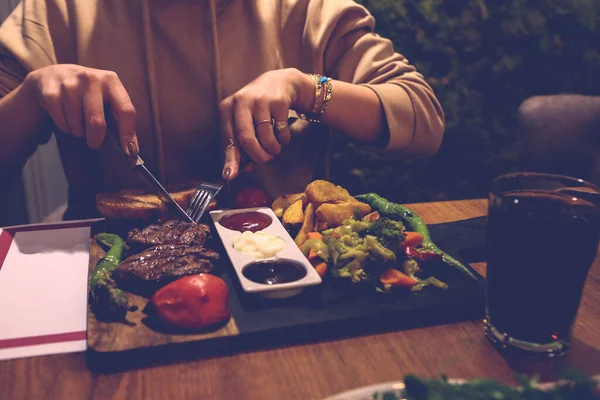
[
  {"left": 210, "top": 207, "right": 322, "bottom": 298},
  {"left": 242, "top": 259, "right": 307, "bottom": 285},
  {"left": 218, "top": 211, "right": 272, "bottom": 232}
]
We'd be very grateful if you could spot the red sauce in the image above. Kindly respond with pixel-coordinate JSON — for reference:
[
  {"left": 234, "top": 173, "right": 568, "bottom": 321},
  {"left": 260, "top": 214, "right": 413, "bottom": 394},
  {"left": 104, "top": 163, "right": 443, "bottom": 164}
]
[{"left": 218, "top": 211, "right": 272, "bottom": 232}]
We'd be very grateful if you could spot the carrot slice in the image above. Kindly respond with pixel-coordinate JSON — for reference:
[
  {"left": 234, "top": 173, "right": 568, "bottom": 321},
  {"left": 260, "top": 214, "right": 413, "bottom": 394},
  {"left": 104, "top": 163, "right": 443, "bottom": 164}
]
[
  {"left": 307, "top": 232, "right": 323, "bottom": 240},
  {"left": 403, "top": 231, "right": 424, "bottom": 247},
  {"left": 308, "top": 248, "right": 319, "bottom": 260},
  {"left": 313, "top": 262, "right": 328, "bottom": 278},
  {"left": 380, "top": 268, "right": 418, "bottom": 287}
]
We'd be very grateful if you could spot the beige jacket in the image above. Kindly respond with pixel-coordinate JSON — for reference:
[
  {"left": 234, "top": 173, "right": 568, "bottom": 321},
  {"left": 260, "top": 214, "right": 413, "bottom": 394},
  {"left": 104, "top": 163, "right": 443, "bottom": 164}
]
[{"left": 0, "top": 0, "right": 444, "bottom": 218}]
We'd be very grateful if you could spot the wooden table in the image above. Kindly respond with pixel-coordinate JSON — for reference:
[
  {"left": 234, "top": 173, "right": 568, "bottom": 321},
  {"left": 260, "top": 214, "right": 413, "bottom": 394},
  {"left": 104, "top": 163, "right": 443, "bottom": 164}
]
[{"left": 1, "top": 199, "right": 599, "bottom": 400}]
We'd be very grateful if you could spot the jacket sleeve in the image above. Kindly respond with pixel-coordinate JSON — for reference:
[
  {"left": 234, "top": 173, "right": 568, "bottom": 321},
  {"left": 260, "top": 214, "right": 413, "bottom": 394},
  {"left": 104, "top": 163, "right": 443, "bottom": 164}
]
[
  {"left": 0, "top": 0, "right": 61, "bottom": 152},
  {"left": 0, "top": 1, "right": 59, "bottom": 98},
  {"left": 302, "top": 0, "right": 445, "bottom": 156}
]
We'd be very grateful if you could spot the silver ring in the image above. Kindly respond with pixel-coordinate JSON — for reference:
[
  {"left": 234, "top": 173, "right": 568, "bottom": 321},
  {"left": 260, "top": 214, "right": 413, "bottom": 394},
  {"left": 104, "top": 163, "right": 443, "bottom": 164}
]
[
  {"left": 254, "top": 119, "right": 274, "bottom": 127},
  {"left": 224, "top": 137, "right": 235, "bottom": 149}
]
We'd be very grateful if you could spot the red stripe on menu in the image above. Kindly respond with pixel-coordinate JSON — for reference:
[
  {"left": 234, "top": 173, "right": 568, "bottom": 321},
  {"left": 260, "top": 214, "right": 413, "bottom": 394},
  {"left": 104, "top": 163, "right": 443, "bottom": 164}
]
[
  {"left": 6, "top": 220, "right": 96, "bottom": 233},
  {"left": 0, "top": 331, "right": 87, "bottom": 350},
  {"left": 0, "top": 229, "right": 15, "bottom": 272}
]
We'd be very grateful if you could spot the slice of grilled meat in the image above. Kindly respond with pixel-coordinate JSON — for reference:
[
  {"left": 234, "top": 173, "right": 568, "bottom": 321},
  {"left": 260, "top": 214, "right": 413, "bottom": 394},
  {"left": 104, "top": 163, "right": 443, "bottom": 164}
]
[
  {"left": 113, "top": 245, "right": 221, "bottom": 296},
  {"left": 126, "top": 220, "right": 212, "bottom": 252}
]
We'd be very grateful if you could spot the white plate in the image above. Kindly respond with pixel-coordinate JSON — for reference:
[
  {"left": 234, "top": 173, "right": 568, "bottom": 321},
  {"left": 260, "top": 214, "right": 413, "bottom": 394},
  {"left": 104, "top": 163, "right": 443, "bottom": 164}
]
[
  {"left": 323, "top": 381, "right": 406, "bottom": 400},
  {"left": 210, "top": 207, "right": 322, "bottom": 298},
  {"left": 324, "top": 375, "right": 600, "bottom": 400}
]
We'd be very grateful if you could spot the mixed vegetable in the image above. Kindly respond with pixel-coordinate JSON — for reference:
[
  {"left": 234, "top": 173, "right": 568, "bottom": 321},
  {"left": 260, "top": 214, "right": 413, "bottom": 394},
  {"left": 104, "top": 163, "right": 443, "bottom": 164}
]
[
  {"left": 300, "top": 210, "right": 449, "bottom": 293},
  {"left": 356, "top": 193, "right": 477, "bottom": 281}
]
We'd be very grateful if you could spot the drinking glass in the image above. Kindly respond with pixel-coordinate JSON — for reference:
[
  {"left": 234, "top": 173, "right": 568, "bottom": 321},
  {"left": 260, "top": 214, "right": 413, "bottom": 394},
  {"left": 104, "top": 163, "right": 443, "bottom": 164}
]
[{"left": 485, "top": 172, "right": 600, "bottom": 357}]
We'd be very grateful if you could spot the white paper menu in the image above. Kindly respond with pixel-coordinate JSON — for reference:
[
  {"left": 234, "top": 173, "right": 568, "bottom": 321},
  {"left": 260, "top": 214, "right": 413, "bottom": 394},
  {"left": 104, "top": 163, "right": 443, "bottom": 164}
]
[{"left": 0, "top": 220, "right": 96, "bottom": 361}]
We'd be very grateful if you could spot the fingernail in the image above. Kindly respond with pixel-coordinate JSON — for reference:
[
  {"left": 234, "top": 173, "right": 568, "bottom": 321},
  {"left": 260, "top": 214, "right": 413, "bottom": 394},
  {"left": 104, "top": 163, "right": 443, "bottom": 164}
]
[
  {"left": 127, "top": 141, "right": 138, "bottom": 157},
  {"left": 222, "top": 167, "right": 232, "bottom": 181}
]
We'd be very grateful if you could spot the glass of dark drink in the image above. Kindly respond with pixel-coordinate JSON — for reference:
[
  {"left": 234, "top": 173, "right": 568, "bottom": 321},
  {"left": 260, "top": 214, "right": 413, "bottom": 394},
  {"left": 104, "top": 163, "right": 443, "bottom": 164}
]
[{"left": 485, "top": 172, "right": 600, "bottom": 357}]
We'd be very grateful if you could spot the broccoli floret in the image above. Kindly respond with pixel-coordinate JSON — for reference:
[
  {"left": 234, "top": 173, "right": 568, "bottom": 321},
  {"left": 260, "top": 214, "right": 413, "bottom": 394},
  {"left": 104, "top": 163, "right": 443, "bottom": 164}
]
[
  {"left": 365, "top": 235, "right": 396, "bottom": 262},
  {"left": 339, "top": 246, "right": 369, "bottom": 262},
  {"left": 338, "top": 231, "right": 364, "bottom": 247},
  {"left": 342, "top": 217, "right": 371, "bottom": 233},
  {"left": 322, "top": 236, "right": 368, "bottom": 266},
  {"left": 332, "top": 259, "right": 368, "bottom": 283},
  {"left": 325, "top": 218, "right": 371, "bottom": 238},
  {"left": 366, "top": 218, "right": 406, "bottom": 250}
]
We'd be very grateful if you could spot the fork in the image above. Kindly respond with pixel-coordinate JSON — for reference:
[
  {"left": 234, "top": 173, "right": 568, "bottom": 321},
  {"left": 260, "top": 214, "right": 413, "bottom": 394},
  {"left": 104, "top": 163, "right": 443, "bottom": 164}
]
[{"left": 186, "top": 181, "right": 225, "bottom": 223}]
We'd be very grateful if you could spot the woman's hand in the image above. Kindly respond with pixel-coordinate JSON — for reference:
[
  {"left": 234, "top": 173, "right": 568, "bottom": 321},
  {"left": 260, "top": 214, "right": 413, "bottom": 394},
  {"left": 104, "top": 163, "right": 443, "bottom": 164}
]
[
  {"left": 219, "top": 68, "right": 314, "bottom": 181},
  {"left": 24, "top": 64, "right": 139, "bottom": 156}
]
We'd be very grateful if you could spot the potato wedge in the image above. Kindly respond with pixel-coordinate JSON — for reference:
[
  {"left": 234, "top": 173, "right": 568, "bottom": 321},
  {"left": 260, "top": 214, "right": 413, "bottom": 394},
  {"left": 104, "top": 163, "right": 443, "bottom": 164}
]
[
  {"left": 305, "top": 180, "right": 350, "bottom": 204},
  {"left": 282, "top": 198, "right": 304, "bottom": 228},
  {"left": 315, "top": 220, "right": 329, "bottom": 232},
  {"left": 315, "top": 200, "right": 371, "bottom": 228},
  {"left": 349, "top": 198, "right": 372, "bottom": 216},
  {"left": 272, "top": 193, "right": 306, "bottom": 218},
  {"left": 294, "top": 203, "right": 315, "bottom": 247}
]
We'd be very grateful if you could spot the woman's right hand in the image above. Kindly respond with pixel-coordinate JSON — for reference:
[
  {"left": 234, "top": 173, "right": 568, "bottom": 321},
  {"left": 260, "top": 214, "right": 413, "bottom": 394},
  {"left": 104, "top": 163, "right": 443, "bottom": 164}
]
[{"left": 24, "top": 64, "right": 139, "bottom": 156}]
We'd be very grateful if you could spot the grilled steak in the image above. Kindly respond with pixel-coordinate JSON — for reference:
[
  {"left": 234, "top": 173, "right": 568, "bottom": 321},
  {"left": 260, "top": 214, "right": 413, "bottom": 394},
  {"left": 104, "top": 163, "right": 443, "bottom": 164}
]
[
  {"left": 126, "top": 220, "right": 212, "bottom": 252},
  {"left": 113, "top": 245, "right": 221, "bottom": 296}
]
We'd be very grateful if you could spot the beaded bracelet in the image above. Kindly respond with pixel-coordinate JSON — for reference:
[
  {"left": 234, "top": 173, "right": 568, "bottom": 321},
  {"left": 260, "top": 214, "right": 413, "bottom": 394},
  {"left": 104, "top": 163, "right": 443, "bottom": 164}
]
[{"left": 298, "top": 74, "right": 332, "bottom": 123}]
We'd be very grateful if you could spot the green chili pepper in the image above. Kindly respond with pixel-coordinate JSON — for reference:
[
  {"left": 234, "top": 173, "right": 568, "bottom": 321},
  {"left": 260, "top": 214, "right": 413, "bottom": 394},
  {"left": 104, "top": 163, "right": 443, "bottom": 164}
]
[
  {"left": 89, "top": 233, "right": 129, "bottom": 320},
  {"left": 356, "top": 193, "right": 477, "bottom": 280}
]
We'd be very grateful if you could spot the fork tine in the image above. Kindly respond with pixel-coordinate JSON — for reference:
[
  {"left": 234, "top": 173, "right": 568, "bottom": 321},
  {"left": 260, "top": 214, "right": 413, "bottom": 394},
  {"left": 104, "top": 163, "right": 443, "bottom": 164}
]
[
  {"left": 186, "top": 189, "right": 203, "bottom": 215},
  {"left": 185, "top": 181, "right": 225, "bottom": 223},
  {"left": 195, "top": 190, "right": 212, "bottom": 221},
  {"left": 190, "top": 191, "right": 209, "bottom": 221},
  {"left": 196, "top": 192, "right": 215, "bottom": 222},
  {"left": 194, "top": 193, "right": 215, "bottom": 223}
]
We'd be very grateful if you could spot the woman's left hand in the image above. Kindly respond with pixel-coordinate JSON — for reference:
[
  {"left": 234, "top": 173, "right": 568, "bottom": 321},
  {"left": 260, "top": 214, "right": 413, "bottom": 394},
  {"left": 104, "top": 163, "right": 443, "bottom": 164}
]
[{"left": 219, "top": 68, "right": 313, "bottom": 181}]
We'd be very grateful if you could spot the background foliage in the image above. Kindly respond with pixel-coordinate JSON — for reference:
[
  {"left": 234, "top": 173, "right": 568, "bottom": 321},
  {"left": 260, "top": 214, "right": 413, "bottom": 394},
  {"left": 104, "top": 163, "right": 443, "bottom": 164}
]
[{"left": 331, "top": 0, "right": 600, "bottom": 203}]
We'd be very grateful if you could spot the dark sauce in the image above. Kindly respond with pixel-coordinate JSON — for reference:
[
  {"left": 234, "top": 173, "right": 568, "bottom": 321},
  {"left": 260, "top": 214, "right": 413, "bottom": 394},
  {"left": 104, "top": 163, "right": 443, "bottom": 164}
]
[
  {"left": 243, "top": 260, "right": 307, "bottom": 285},
  {"left": 219, "top": 211, "right": 272, "bottom": 233}
]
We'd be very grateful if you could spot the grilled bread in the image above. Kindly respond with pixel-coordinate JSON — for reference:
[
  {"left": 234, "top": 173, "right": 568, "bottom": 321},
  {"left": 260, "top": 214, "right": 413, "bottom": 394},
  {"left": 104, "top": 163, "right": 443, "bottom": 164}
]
[{"left": 96, "top": 183, "right": 216, "bottom": 221}]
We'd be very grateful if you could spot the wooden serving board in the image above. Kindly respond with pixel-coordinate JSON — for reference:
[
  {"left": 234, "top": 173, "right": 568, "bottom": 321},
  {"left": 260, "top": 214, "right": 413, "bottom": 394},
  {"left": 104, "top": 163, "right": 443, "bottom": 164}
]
[{"left": 86, "top": 217, "right": 487, "bottom": 372}]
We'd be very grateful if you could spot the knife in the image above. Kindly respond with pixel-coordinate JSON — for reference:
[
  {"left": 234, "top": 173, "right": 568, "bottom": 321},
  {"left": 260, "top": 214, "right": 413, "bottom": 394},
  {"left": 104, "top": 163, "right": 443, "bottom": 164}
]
[
  {"left": 125, "top": 155, "right": 195, "bottom": 223},
  {"left": 105, "top": 127, "right": 195, "bottom": 223}
]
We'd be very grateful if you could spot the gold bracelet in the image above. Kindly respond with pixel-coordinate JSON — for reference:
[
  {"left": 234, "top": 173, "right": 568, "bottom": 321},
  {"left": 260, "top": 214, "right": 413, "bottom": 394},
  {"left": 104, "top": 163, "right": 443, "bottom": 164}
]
[
  {"left": 298, "top": 74, "right": 333, "bottom": 123},
  {"left": 309, "top": 74, "right": 324, "bottom": 115},
  {"left": 319, "top": 78, "right": 333, "bottom": 117}
]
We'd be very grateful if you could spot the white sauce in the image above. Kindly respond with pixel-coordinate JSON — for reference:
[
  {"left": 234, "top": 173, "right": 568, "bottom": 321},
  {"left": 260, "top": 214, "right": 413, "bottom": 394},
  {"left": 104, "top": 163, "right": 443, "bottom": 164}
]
[{"left": 232, "top": 231, "right": 286, "bottom": 259}]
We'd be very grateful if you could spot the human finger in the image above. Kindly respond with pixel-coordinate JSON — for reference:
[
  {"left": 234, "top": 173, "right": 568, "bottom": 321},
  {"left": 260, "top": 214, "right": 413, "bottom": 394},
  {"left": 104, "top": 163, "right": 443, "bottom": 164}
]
[
  {"left": 61, "top": 79, "right": 84, "bottom": 138},
  {"left": 232, "top": 97, "right": 272, "bottom": 163},
  {"left": 219, "top": 98, "right": 241, "bottom": 181},
  {"left": 271, "top": 100, "right": 292, "bottom": 146},
  {"left": 105, "top": 72, "right": 138, "bottom": 157},
  {"left": 82, "top": 81, "right": 106, "bottom": 149}
]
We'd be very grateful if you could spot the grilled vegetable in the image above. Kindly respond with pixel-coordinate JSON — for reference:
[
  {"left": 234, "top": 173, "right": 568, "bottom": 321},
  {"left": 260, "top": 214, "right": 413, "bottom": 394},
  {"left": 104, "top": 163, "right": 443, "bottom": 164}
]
[
  {"left": 356, "top": 193, "right": 477, "bottom": 280},
  {"left": 89, "top": 233, "right": 128, "bottom": 321},
  {"left": 233, "top": 187, "right": 270, "bottom": 209},
  {"left": 150, "top": 274, "right": 230, "bottom": 330},
  {"left": 403, "top": 231, "right": 425, "bottom": 247}
]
